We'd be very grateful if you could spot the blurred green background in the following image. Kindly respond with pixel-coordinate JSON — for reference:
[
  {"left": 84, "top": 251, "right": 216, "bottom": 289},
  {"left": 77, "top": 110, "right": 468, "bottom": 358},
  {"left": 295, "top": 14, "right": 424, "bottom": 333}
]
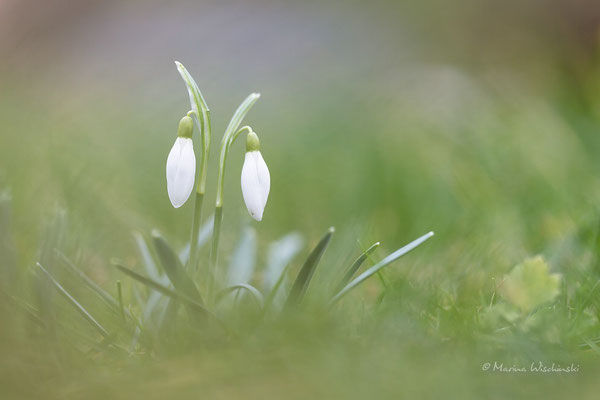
[{"left": 3, "top": 0, "right": 600, "bottom": 398}]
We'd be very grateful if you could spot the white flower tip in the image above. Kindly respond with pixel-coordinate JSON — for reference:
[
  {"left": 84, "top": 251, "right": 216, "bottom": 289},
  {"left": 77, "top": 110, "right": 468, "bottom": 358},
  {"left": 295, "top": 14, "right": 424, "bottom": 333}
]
[
  {"left": 169, "top": 196, "right": 185, "bottom": 208},
  {"left": 250, "top": 210, "right": 263, "bottom": 222},
  {"left": 246, "top": 193, "right": 265, "bottom": 221}
]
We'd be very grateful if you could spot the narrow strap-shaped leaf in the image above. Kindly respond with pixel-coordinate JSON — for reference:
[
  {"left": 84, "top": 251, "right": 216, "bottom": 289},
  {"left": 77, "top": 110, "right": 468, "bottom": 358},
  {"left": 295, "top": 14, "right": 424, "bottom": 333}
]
[
  {"left": 129, "top": 291, "right": 165, "bottom": 351},
  {"left": 36, "top": 262, "right": 110, "bottom": 338},
  {"left": 114, "top": 263, "right": 229, "bottom": 343},
  {"left": 179, "top": 214, "right": 214, "bottom": 265},
  {"left": 227, "top": 227, "right": 257, "bottom": 286},
  {"left": 285, "top": 227, "right": 335, "bottom": 308},
  {"left": 151, "top": 230, "right": 204, "bottom": 305},
  {"left": 132, "top": 231, "right": 162, "bottom": 282},
  {"left": 330, "top": 231, "right": 434, "bottom": 305},
  {"left": 0, "top": 190, "right": 17, "bottom": 288},
  {"left": 175, "top": 62, "right": 211, "bottom": 194},
  {"left": 158, "top": 297, "right": 180, "bottom": 339},
  {"left": 175, "top": 61, "right": 210, "bottom": 119},
  {"left": 54, "top": 249, "right": 122, "bottom": 313},
  {"left": 263, "top": 232, "right": 303, "bottom": 291},
  {"left": 116, "top": 280, "right": 125, "bottom": 321},
  {"left": 262, "top": 265, "right": 290, "bottom": 314},
  {"left": 113, "top": 261, "right": 211, "bottom": 318},
  {"left": 222, "top": 93, "right": 260, "bottom": 148},
  {"left": 333, "top": 242, "right": 380, "bottom": 294},
  {"left": 583, "top": 339, "right": 600, "bottom": 356},
  {"left": 216, "top": 283, "right": 264, "bottom": 307},
  {"left": 0, "top": 289, "right": 45, "bottom": 328}
]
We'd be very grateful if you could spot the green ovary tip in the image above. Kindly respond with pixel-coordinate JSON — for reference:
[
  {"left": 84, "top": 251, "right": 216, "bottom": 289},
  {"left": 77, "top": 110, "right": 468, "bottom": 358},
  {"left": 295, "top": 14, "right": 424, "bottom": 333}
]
[
  {"left": 177, "top": 115, "right": 194, "bottom": 138},
  {"left": 246, "top": 130, "right": 260, "bottom": 152}
]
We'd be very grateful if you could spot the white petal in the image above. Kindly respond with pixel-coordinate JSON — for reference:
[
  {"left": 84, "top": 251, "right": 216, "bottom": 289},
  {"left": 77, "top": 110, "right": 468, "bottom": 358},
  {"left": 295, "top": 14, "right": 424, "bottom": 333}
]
[
  {"left": 253, "top": 151, "right": 270, "bottom": 211},
  {"left": 166, "top": 137, "right": 196, "bottom": 208},
  {"left": 241, "top": 151, "right": 270, "bottom": 221}
]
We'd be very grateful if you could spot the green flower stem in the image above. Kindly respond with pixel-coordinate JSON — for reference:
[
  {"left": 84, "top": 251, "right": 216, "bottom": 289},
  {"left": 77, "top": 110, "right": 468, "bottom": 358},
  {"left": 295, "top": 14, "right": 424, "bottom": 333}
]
[
  {"left": 208, "top": 205, "right": 223, "bottom": 303},
  {"left": 216, "top": 125, "right": 253, "bottom": 202},
  {"left": 208, "top": 93, "right": 260, "bottom": 301},
  {"left": 176, "top": 62, "right": 211, "bottom": 273},
  {"left": 208, "top": 125, "right": 252, "bottom": 264},
  {"left": 206, "top": 126, "right": 253, "bottom": 302},
  {"left": 188, "top": 191, "right": 204, "bottom": 272},
  {"left": 188, "top": 109, "right": 209, "bottom": 273},
  {"left": 196, "top": 110, "right": 211, "bottom": 195}
]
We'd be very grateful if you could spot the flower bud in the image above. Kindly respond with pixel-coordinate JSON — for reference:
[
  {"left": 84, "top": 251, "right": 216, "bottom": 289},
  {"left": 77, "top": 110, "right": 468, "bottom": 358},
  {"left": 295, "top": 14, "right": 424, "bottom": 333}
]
[
  {"left": 166, "top": 116, "right": 196, "bottom": 208},
  {"left": 241, "top": 132, "right": 270, "bottom": 221}
]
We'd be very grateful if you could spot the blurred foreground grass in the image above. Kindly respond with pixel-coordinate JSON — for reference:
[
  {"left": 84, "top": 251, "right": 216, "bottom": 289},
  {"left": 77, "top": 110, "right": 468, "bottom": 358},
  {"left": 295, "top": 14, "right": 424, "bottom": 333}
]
[{"left": 3, "top": 26, "right": 600, "bottom": 400}]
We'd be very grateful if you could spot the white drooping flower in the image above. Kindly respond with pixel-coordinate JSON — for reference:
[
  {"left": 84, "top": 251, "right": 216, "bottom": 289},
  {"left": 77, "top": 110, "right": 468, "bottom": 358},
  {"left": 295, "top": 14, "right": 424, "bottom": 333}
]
[
  {"left": 166, "top": 115, "right": 196, "bottom": 208},
  {"left": 241, "top": 131, "right": 270, "bottom": 221}
]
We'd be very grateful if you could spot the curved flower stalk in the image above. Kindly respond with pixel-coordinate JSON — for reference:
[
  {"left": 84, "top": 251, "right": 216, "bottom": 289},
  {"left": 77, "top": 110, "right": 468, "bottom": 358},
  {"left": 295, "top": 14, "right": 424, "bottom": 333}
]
[
  {"left": 207, "top": 93, "right": 261, "bottom": 302},
  {"left": 214, "top": 94, "right": 261, "bottom": 210},
  {"left": 166, "top": 115, "right": 196, "bottom": 208},
  {"left": 241, "top": 131, "right": 270, "bottom": 221}
]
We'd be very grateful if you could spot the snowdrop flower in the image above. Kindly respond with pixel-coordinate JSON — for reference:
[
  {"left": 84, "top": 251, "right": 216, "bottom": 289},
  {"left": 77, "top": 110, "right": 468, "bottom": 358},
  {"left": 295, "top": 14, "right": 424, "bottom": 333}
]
[
  {"left": 241, "top": 131, "right": 270, "bottom": 221},
  {"left": 166, "top": 115, "right": 196, "bottom": 208}
]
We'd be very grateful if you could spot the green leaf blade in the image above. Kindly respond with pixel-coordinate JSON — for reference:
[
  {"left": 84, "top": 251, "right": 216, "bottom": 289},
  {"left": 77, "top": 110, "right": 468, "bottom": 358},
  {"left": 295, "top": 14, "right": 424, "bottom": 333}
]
[
  {"left": 285, "top": 227, "right": 335, "bottom": 308},
  {"left": 175, "top": 61, "right": 210, "bottom": 116},
  {"left": 330, "top": 231, "right": 434, "bottom": 305},
  {"left": 151, "top": 230, "right": 204, "bottom": 305},
  {"left": 54, "top": 249, "right": 122, "bottom": 314},
  {"left": 216, "top": 284, "right": 264, "bottom": 308},
  {"left": 334, "top": 242, "right": 380, "bottom": 295},
  {"left": 112, "top": 261, "right": 209, "bottom": 318},
  {"left": 37, "top": 262, "right": 110, "bottom": 338}
]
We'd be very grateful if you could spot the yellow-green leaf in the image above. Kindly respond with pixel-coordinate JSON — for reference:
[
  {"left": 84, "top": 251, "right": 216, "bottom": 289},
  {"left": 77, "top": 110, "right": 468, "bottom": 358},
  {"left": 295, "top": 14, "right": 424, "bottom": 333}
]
[{"left": 500, "top": 255, "right": 561, "bottom": 313}]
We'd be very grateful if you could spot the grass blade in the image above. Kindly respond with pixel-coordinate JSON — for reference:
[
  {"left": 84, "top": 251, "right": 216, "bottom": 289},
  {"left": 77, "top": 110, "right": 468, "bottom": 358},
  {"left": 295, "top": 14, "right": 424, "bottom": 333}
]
[
  {"left": 227, "top": 227, "right": 257, "bottom": 286},
  {"left": 132, "top": 231, "right": 162, "bottom": 282},
  {"left": 35, "top": 209, "right": 68, "bottom": 330},
  {"left": 263, "top": 232, "right": 303, "bottom": 291},
  {"left": 36, "top": 262, "right": 110, "bottom": 338},
  {"left": 54, "top": 249, "right": 122, "bottom": 313},
  {"left": 262, "top": 233, "right": 303, "bottom": 311},
  {"left": 117, "top": 280, "right": 125, "bottom": 321},
  {"left": 262, "top": 265, "right": 290, "bottom": 314},
  {"left": 333, "top": 242, "right": 380, "bottom": 294},
  {"left": 129, "top": 291, "right": 166, "bottom": 351},
  {"left": 330, "top": 231, "right": 434, "bottom": 305},
  {"left": 179, "top": 214, "right": 214, "bottom": 265},
  {"left": 285, "top": 227, "right": 335, "bottom": 308},
  {"left": 0, "top": 290, "right": 45, "bottom": 328},
  {"left": 112, "top": 261, "right": 211, "bottom": 318},
  {"left": 151, "top": 230, "right": 204, "bottom": 305},
  {"left": 216, "top": 283, "right": 264, "bottom": 307},
  {"left": 0, "top": 190, "right": 17, "bottom": 288}
]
